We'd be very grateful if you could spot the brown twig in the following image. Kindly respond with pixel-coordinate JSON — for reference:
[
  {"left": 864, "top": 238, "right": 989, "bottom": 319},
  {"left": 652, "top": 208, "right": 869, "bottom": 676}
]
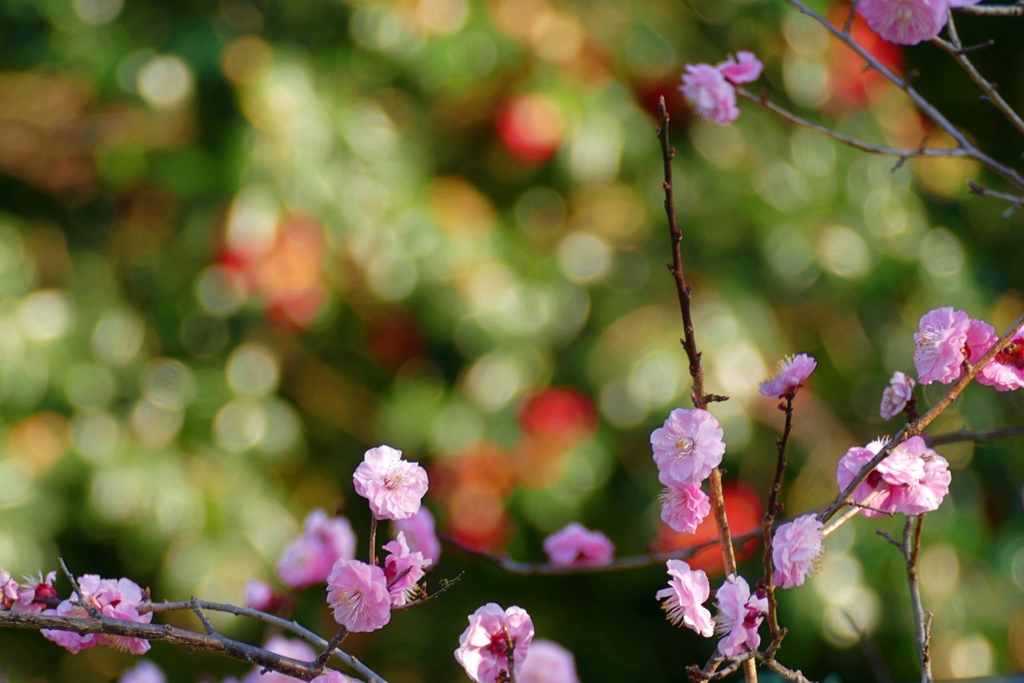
[
  {"left": 925, "top": 424, "right": 1024, "bottom": 446},
  {"left": 955, "top": 1, "right": 1024, "bottom": 15},
  {"left": 761, "top": 393, "right": 795, "bottom": 660},
  {"left": 58, "top": 558, "right": 102, "bottom": 620},
  {"left": 190, "top": 596, "right": 216, "bottom": 635},
  {"left": 392, "top": 571, "right": 465, "bottom": 611},
  {"left": 968, "top": 180, "right": 1024, "bottom": 217},
  {"left": 902, "top": 516, "right": 933, "bottom": 683},
  {"left": 819, "top": 312, "right": 1024, "bottom": 524},
  {"left": 503, "top": 626, "right": 518, "bottom": 683},
  {"left": 369, "top": 517, "right": 378, "bottom": 567},
  {"left": 842, "top": 0, "right": 859, "bottom": 33}
]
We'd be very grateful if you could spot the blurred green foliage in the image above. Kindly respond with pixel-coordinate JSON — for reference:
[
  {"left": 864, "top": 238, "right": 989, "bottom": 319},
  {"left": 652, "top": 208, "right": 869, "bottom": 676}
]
[{"left": 1, "top": 0, "right": 1024, "bottom": 681}]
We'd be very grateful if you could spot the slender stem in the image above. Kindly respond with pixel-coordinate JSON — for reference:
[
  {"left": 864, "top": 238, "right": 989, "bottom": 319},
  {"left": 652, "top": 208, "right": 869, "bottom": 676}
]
[
  {"left": 820, "top": 312, "right": 1024, "bottom": 524},
  {"left": 955, "top": 1, "right": 1024, "bottom": 15},
  {"left": 967, "top": 181, "right": 1024, "bottom": 217},
  {"left": 369, "top": 517, "right": 378, "bottom": 567},
  {"left": 821, "top": 490, "right": 881, "bottom": 538},
  {"left": 190, "top": 596, "right": 216, "bottom": 635},
  {"left": 761, "top": 394, "right": 795, "bottom": 659},
  {"left": 925, "top": 424, "right": 1024, "bottom": 446},
  {"left": 903, "top": 516, "right": 933, "bottom": 683},
  {"left": 58, "top": 558, "right": 102, "bottom": 619},
  {"left": 503, "top": 626, "right": 518, "bottom": 683}
]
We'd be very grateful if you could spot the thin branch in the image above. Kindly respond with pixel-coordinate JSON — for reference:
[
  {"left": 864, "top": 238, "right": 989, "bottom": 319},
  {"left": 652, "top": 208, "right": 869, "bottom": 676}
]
[
  {"left": 503, "top": 626, "right": 518, "bottom": 683},
  {"left": 315, "top": 628, "right": 349, "bottom": 673},
  {"left": 393, "top": 571, "right": 465, "bottom": 611},
  {"left": 902, "top": 516, "right": 933, "bottom": 683},
  {"left": 934, "top": 12, "right": 1024, "bottom": 137},
  {"left": 761, "top": 394, "right": 795, "bottom": 660},
  {"left": 735, "top": 89, "right": 970, "bottom": 160},
  {"left": 58, "top": 558, "right": 102, "bottom": 620},
  {"left": 968, "top": 181, "right": 1024, "bottom": 217},
  {"left": 759, "top": 658, "right": 817, "bottom": 683},
  {"left": 369, "top": 517, "right": 378, "bottom": 568},
  {"left": 925, "top": 424, "right": 1024, "bottom": 446},
  {"left": 819, "top": 312, "right": 1024, "bottom": 524},
  {"left": 190, "top": 596, "right": 216, "bottom": 635},
  {"left": 842, "top": 0, "right": 859, "bottom": 33},
  {"left": 955, "top": 1, "right": 1024, "bottom": 15}
]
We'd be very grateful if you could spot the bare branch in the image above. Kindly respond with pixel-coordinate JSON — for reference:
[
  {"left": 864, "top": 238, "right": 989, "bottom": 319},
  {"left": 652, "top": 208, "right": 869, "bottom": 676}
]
[
  {"left": 58, "top": 559, "right": 102, "bottom": 620},
  {"left": 968, "top": 181, "right": 1024, "bottom": 217},
  {"left": 955, "top": 1, "right": 1024, "bottom": 15},
  {"left": 190, "top": 596, "right": 216, "bottom": 635},
  {"left": 925, "top": 424, "right": 1024, "bottom": 446},
  {"left": 393, "top": 571, "right": 465, "bottom": 611},
  {"left": 761, "top": 393, "right": 795, "bottom": 660}
]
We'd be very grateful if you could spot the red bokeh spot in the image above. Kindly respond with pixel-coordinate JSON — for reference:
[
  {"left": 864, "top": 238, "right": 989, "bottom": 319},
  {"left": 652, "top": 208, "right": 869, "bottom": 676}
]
[
  {"left": 495, "top": 95, "right": 564, "bottom": 165},
  {"left": 823, "top": 1, "right": 905, "bottom": 117},
  {"left": 365, "top": 312, "right": 426, "bottom": 373},
  {"left": 518, "top": 387, "right": 597, "bottom": 439}
]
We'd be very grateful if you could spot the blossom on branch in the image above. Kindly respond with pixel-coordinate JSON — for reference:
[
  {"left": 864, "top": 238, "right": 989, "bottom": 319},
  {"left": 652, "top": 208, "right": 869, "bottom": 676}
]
[
  {"left": 454, "top": 603, "right": 534, "bottom": 683},
  {"left": 857, "top": 0, "right": 982, "bottom": 46},
  {"left": 392, "top": 507, "right": 442, "bottom": 566},
  {"left": 656, "top": 559, "right": 714, "bottom": 637},
  {"left": 383, "top": 532, "right": 431, "bottom": 606},
  {"left": 651, "top": 408, "right": 726, "bottom": 486},
  {"left": 326, "top": 559, "right": 391, "bottom": 632},
  {"left": 241, "top": 637, "right": 317, "bottom": 683},
  {"left": 518, "top": 639, "right": 580, "bottom": 683},
  {"left": 42, "top": 575, "right": 153, "bottom": 655},
  {"left": 353, "top": 445, "right": 429, "bottom": 521},
  {"left": 277, "top": 509, "right": 357, "bottom": 589},
  {"left": 542, "top": 523, "right": 615, "bottom": 568},
  {"left": 680, "top": 52, "right": 765, "bottom": 127},
  {"left": 15, "top": 571, "right": 57, "bottom": 614},
  {"left": 715, "top": 574, "right": 767, "bottom": 657},
  {"left": 118, "top": 660, "right": 166, "bottom": 683},
  {"left": 880, "top": 371, "right": 915, "bottom": 420},
  {"left": 0, "top": 571, "right": 18, "bottom": 609},
  {"left": 913, "top": 307, "right": 970, "bottom": 385},
  {"left": 311, "top": 673, "right": 358, "bottom": 683},
  {"left": 718, "top": 51, "right": 764, "bottom": 85},
  {"left": 659, "top": 476, "right": 711, "bottom": 535},
  {"left": 836, "top": 436, "right": 950, "bottom": 517},
  {"left": 759, "top": 353, "right": 817, "bottom": 399},
  {"left": 965, "top": 319, "right": 1024, "bottom": 391},
  {"left": 772, "top": 515, "right": 824, "bottom": 589}
]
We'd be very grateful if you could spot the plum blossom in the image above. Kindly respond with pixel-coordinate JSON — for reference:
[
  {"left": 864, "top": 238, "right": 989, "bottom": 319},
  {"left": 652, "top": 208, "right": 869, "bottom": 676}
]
[
  {"left": 651, "top": 408, "right": 726, "bottom": 486},
  {"left": 542, "top": 523, "right": 615, "bottom": 568},
  {"left": 42, "top": 575, "right": 153, "bottom": 655},
  {"left": 659, "top": 475, "right": 711, "bottom": 535},
  {"left": 856, "top": 0, "right": 947, "bottom": 45},
  {"left": 276, "top": 509, "right": 357, "bottom": 589},
  {"left": 518, "top": 640, "right": 580, "bottom": 683},
  {"left": 242, "top": 580, "right": 276, "bottom": 612},
  {"left": 241, "top": 636, "right": 317, "bottom": 683},
  {"left": 326, "top": 559, "right": 391, "bottom": 632},
  {"left": 718, "top": 51, "right": 764, "bottom": 85},
  {"left": 656, "top": 560, "right": 714, "bottom": 637},
  {"left": 880, "top": 372, "right": 916, "bottom": 420},
  {"left": 392, "top": 507, "right": 442, "bottom": 566},
  {"left": 14, "top": 570, "right": 57, "bottom": 614},
  {"left": 836, "top": 436, "right": 950, "bottom": 517},
  {"left": 311, "top": 674, "right": 358, "bottom": 683},
  {"left": 454, "top": 603, "right": 534, "bottom": 683},
  {"left": 965, "top": 319, "right": 1024, "bottom": 392},
  {"left": 914, "top": 307, "right": 970, "bottom": 385},
  {"left": 118, "top": 660, "right": 166, "bottom": 683},
  {"left": 353, "top": 445, "right": 429, "bottom": 521},
  {"left": 0, "top": 571, "right": 18, "bottom": 609},
  {"left": 681, "top": 65, "right": 740, "bottom": 126},
  {"left": 715, "top": 574, "right": 768, "bottom": 657},
  {"left": 383, "top": 532, "right": 431, "bottom": 606},
  {"left": 772, "top": 515, "right": 824, "bottom": 589},
  {"left": 759, "top": 354, "right": 817, "bottom": 398}
]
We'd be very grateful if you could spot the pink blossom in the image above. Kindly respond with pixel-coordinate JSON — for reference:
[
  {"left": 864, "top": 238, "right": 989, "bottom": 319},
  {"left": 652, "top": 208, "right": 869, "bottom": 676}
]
[
  {"left": 42, "top": 575, "right": 153, "bottom": 655},
  {"left": 276, "top": 509, "right": 357, "bottom": 589},
  {"left": 659, "top": 476, "right": 711, "bottom": 535},
  {"left": 391, "top": 507, "right": 442, "bottom": 567},
  {"left": 856, "top": 0, "right": 948, "bottom": 45},
  {"left": 880, "top": 371, "right": 916, "bottom": 420},
  {"left": 542, "top": 523, "right": 615, "bottom": 568},
  {"left": 715, "top": 574, "right": 767, "bottom": 657},
  {"left": 680, "top": 64, "right": 740, "bottom": 126},
  {"left": 772, "top": 515, "right": 824, "bottom": 589},
  {"left": 243, "top": 580, "right": 276, "bottom": 612},
  {"left": 717, "top": 51, "right": 764, "bottom": 85},
  {"left": 14, "top": 570, "right": 57, "bottom": 614},
  {"left": 518, "top": 639, "right": 580, "bottom": 683},
  {"left": 651, "top": 408, "right": 726, "bottom": 486},
  {"left": 353, "top": 445, "right": 429, "bottom": 521},
  {"left": 966, "top": 319, "right": 1024, "bottom": 391},
  {"left": 118, "top": 660, "right": 166, "bottom": 683},
  {"left": 326, "top": 559, "right": 391, "bottom": 632},
  {"left": 0, "top": 571, "right": 17, "bottom": 608},
  {"left": 913, "top": 307, "right": 970, "bottom": 385},
  {"left": 656, "top": 559, "right": 714, "bottom": 637},
  {"left": 311, "top": 674, "right": 358, "bottom": 683},
  {"left": 383, "top": 532, "right": 431, "bottom": 606},
  {"left": 241, "top": 636, "right": 318, "bottom": 683},
  {"left": 759, "top": 354, "right": 817, "bottom": 399},
  {"left": 836, "top": 436, "right": 950, "bottom": 517},
  {"left": 454, "top": 603, "right": 535, "bottom": 683}
]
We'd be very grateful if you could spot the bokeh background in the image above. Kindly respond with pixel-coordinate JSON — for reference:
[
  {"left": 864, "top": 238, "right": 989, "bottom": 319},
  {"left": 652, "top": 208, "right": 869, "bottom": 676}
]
[{"left": 1, "top": 0, "right": 1024, "bottom": 681}]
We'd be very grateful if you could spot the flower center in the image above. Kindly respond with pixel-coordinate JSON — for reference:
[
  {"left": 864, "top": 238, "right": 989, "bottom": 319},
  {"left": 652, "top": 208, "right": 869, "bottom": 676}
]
[
  {"left": 674, "top": 437, "right": 695, "bottom": 456},
  {"left": 996, "top": 342, "right": 1024, "bottom": 369}
]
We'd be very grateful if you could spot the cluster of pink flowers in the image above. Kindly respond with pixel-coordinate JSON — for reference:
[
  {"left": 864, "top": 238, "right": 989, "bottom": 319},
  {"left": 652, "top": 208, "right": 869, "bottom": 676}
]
[
  {"left": 837, "top": 436, "right": 951, "bottom": 517},
  {"left": 910, "top": 307, "right": 1023, "bottom": 391},
  {"left": 680, "top": 51, "right": 764, "bottom": 126},
  {"left": 42, "top": 575, "right": 153, "bottom": 655},
  {"left": 382, "top": 532, "right": 432, "bottom": 605},
  {"left": 0, "top": 570, "right": 58, "bottom": 614},
  {"left": 542, "top": 523, "right": 614, "bottom": 568},
  {"left": 454, "top": 603, "right": 535, "bottom": 683},
  {"left": 771, "top": 515, "right": 824, "bottom": 589},
  {"left": 651, "top": 408, "right": 724, "bottom": 534},
  {"left": 276, "top": 509, "right": 357, "bottom": 589},
  {"left": 759, "top": 354, "right": 817, "bottom": 399},
  {"left": 715, "top": 574, "right": 769, "bottom": 656},
  {"left": 353, "top": 445, "right": 429, "bottom": 521},
  {"left": 857, "top": 0, "right": 982, "bottom": 46}
]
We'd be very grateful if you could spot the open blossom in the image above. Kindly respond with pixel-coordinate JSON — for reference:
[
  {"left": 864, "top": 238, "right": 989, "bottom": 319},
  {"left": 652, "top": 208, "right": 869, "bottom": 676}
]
[
  {"left": 383, "top": 532, "right": 432, "bottom": 606},
  {"left": 966, "top": 319, "right": 1024, "bottom": 391},
  {"left": 651, "top": 408, "right": 725, "bottom": 486},
  {"left": 241, "top": 637, "right": 317, "bottom": 683},
  {"left": 880, "top": 372, "right": 915, "bottom": 420},
  {"left": 242, "top": 580, "right": 276, "bottom": 612},
  {"left": 857, "top": 0, "right": 948, "bottom": 45},
  {"left": 277, "top": 509, "right": 357, "bottom": 589},
  {"left": 0, "top": 571, "right": 18, "bottom": 608},
  {"left": 717, "top": 51, "right": 764, "bottom": 85},
  {"left": 392, "top": 507, "right": 442, "bottom": 566},
  {"left": 454, "top": 603, "right": 534, "bottom": 683},
  {"left": 659, "top": 475, "right": 711, "bottom": 535},
  {"left": 542, "top": 523, "right": 615, "bottom": 568},
  {"left": 42, "top": 575, "right": 153, "bottom": 655},
  {"left": 14, "top": 570, "right": 58, "bottom": 614},
  {"left": 518, "top": 640, "right": 581, "bottom": 683},
  {"left": 772, "top": 515, "right": 824, "bottom": 589},
  {"left": 353, "top": 445, "right": 429, "bottom": 521},
  {"left": 836, "top": 436, "right": 950, "bottom": 517},
  {"left": 326, "top": 559, "right": 391, "bottom": 632},
  {"left": 759, "top": 354, "right": 817, "bottom": 398},
  {"left": 914, "top": 307, "right": 970, "bottom": 385},
  {"left": 715, "top": 574, "right": 768, "bottom": 657},
  {"left": 118, "top": 660, "right": 166, "bottom": 683},
  {"left": 656, "top": 560, "right": 714, "bottom": 637},
  {"left": 311, "top": 674, "right": 358, "bottom": 683},
  {"left": 680, "top": 64, "right": 740, "bottom": 126}
]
